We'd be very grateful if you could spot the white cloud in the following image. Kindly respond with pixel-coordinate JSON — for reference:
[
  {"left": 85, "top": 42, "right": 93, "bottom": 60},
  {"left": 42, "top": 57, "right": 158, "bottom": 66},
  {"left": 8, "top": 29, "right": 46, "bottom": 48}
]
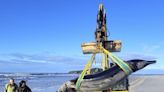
[{"left": 143, "top": 45, "right": 161, "bottom": 54}]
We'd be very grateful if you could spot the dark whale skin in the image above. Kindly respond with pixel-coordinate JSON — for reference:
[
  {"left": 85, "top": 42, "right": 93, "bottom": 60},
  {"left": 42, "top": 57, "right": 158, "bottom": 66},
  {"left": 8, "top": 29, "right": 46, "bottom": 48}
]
[{"left": 57, "top": 59, "right": 156, "bottom": 92}]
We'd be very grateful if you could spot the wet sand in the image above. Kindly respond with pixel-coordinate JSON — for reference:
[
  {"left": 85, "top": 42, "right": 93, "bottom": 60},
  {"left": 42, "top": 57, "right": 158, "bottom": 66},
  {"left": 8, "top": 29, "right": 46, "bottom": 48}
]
[{"left": 129, "top": 75, "right": 164, "bottom": 92}]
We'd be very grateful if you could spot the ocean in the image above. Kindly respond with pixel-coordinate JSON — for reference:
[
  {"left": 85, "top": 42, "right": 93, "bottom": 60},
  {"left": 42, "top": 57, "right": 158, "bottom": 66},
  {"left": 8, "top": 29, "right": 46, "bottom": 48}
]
[{"left": 0, "top": 73, "right": 78, "bottom": 92}]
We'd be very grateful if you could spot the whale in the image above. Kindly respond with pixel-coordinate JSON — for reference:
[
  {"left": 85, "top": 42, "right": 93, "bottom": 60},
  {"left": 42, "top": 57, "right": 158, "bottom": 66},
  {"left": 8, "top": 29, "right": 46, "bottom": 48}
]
[{"left": 57, "top": 59, "right": 156, "bottom": 92}]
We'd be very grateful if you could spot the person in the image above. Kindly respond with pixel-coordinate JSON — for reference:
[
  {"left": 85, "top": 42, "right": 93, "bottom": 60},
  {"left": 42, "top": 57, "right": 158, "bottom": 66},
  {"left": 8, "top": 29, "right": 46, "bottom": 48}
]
[
  {"left": 17, "top": 80, "right": 32, "bottom": 92},
  {"left": 4, "top": 78, "right": 18, "bottom": 92}
]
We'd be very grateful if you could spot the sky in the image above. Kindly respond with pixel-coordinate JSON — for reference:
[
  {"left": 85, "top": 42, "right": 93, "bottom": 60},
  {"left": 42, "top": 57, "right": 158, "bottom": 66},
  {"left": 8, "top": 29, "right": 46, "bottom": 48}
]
[{"left": 0, "top": 0, "right": 164, "bottom": 73}]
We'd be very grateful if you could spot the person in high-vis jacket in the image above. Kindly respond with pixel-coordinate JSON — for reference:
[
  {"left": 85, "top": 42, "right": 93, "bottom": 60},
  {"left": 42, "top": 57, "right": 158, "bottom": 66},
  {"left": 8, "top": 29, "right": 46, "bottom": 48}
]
[{"left": 4, "top": 78, "right": 18, "bottom": 92}]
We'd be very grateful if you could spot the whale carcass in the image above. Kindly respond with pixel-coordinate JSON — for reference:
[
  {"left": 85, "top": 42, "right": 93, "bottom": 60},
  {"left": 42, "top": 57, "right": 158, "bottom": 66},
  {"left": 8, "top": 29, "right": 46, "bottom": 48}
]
[{"left": 57, "top": 59, "right": 156, "bottom": 92}]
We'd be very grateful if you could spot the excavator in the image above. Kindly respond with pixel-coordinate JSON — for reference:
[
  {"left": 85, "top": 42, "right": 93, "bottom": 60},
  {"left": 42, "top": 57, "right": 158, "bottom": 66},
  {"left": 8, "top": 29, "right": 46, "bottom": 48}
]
[
  {"left": 57, "top": 3, "right": 156, "bottom": 92},
  {"left": 80, "top": 3, "right": 128, "bottom": 92}
]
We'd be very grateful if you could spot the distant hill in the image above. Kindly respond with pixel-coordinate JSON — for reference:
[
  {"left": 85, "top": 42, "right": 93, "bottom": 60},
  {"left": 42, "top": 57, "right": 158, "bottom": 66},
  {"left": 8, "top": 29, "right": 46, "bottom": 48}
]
[{"left": 68, "top": 68, "right": 103, "bottom": 74}]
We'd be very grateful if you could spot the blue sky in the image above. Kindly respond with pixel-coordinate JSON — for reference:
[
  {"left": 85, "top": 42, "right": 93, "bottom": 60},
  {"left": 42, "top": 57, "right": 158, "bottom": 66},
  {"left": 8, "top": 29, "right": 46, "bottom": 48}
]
[{"left": 0, "top": 0, "right": 164, "bottom": 73}]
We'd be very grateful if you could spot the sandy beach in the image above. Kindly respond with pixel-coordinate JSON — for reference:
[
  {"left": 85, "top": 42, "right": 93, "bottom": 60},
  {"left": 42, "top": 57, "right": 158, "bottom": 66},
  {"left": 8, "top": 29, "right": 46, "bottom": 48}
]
[{"left": 129, "top": 75, "right": 164, "bottom": 92}]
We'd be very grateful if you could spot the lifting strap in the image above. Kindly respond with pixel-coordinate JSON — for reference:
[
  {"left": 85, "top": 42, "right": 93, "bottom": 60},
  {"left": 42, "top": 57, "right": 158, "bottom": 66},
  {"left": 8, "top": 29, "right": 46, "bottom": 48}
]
[
  {"left": 76, "top": 46, "right": 132, "bottom": 91},
  {"left": 76, "top": 54, "right": 96, "bottom": 90},
  {"left": 100, "top": 46, "right": 132, "bottom": 75}
]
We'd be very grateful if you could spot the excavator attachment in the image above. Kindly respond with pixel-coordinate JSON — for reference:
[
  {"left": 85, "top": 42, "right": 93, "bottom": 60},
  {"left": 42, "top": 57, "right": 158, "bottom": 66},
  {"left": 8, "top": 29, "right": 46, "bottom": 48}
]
[{"left": 81, "top": 40, "right": 122, "bottom": 54}]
